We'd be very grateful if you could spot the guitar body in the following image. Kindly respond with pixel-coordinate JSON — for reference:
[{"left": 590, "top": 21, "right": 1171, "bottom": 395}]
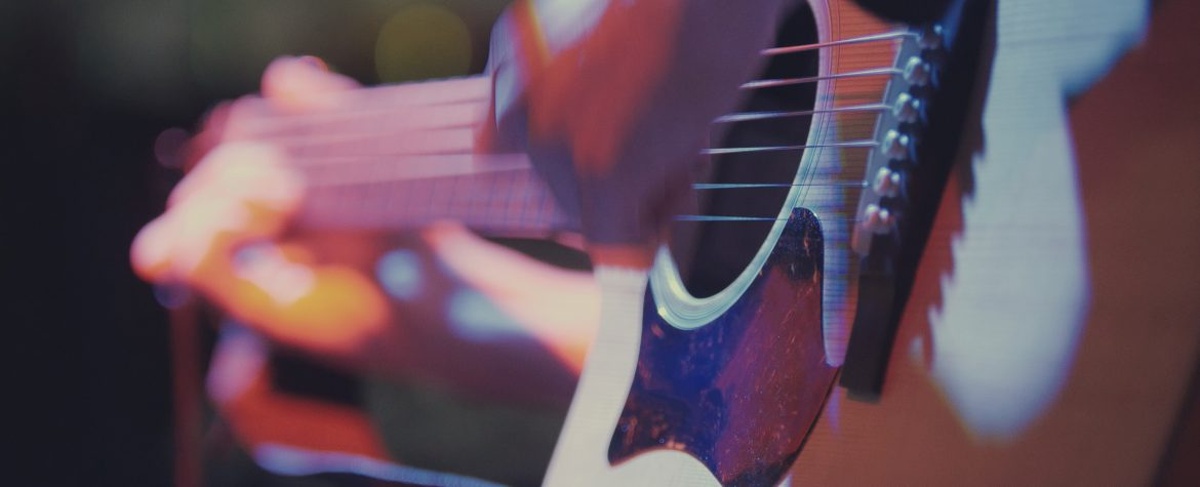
[
  {"left": 200, "top": 8, "right": 902, "bottom": 486},
  {"left": 549, "top": 0, "right": 1200, "bottom": 485},
  {"left": 167, "top": 0, "right": 1200, "bottom": 485},
  {"left": 544, "top": 0, "right": 904, "bottom": 484}
]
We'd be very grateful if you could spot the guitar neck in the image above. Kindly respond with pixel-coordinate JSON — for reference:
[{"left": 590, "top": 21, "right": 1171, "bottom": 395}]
[
  {"left": 217, "top": 75, "right": 577, "bottom": 238},
  {"left": 299, "top": 153, "right": 574, "bottom": 238}
]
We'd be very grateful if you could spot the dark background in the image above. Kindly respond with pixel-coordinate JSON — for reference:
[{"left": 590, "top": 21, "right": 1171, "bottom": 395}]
[{"left": 2, "top": 1, "right": 505, "bottom": 484}]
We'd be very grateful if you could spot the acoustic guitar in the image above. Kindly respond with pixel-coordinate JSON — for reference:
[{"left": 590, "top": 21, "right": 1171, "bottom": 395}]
[
  {"left": 164, "top": 0, "right": 1200, "bottom": 485},
  {"left": 194, "top": 1, "right": 918, "bottom": 482}
]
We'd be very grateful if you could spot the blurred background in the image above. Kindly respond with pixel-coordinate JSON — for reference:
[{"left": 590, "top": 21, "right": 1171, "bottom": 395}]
[{"left": 3, "top": 1, "right": 508, "bottom": 484}]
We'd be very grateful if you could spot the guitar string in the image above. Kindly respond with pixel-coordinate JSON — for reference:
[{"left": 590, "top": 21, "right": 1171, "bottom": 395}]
[
  {"left": 274, "top": 63, "right": 893, "bottom": 164},
  {"left": 742, "top": 67, "right": 901, "bottom": 90},
  {"left": 237, "top": 67, "right": 896, "bottom": 134},
  {"left": 715, "top": 103, "right": 888, "bottom": 123},
  {"left": 761, "top": 30, "right": 913, "bottom": 55},
  {"left": 695, "top": 30, "right": 901, "bottom": 222},
  {"left": 257, "top": 102, "right": 888, "bottom": 156},
  {"left": 695, "top": 182, "right": 868, "bottom": 190},
  {"left": 702, "top": 140, "right": 877, "bottom": 155},
  {"left": 283, "top": 135, "right": 880, "bottom": 172},
  {"left": 247, "top": 30, "right": 902, "bottom": 227},
  {"left": 278, "top": 60, "right": 894, "bottom": 174},
  {"left": 228, "top": 30, "right": 906, "bottom": 129},
  {"left": 297, "top": 142, "right": 882, "bottom": 228},
  {"left": 676, "top": 215, "right": 794, "bottom": 222},
  {"left": 291, "top": 135, "right": 881, "bottom": 188},
  {"left": 303, "top": 168, "right": 868, "bottom": 190}
]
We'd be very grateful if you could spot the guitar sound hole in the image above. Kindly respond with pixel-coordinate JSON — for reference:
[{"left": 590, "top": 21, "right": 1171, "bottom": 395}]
[{"left": 669, "top": 5, "right": 819, "bottom": 298}]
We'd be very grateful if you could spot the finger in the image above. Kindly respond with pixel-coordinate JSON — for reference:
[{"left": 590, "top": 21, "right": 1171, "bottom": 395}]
[
  {"left": 130, "top": 216, "right": 179, "bottom": 282},
  {"left": 261, "top": 56, "right": 360, "bottom": 112},
  {"left": 131, "top": 199, "right": 253, "bottom": 284},
  {"left": 145, "top": 143, "right": 303, "bottom": 284},
  {"left": 207, "top": 144, "right": 305, "bottom": 215},
  {"left": 181, "top": 101, "right": 235, "bottom": 170},
  {"left": 168, "top": 142, "right": 302, "bottom": 213},
  {"left": 168, "top": 188, "right": 301, "bottom": 280}
]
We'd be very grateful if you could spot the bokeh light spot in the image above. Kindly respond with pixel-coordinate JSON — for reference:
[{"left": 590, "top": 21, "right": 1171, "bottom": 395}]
[
  {"left": 376, "top": 249, "right": 423, "bottom": 301},
  {"left": 375, "top": 3, "right": 472, "bottom": 83},
  {"left": 447, "top": 289, "right": 524, "bottom": 342}
]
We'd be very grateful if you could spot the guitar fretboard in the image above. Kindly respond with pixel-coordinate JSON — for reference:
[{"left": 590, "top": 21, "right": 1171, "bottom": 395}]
[
  {"left": 217, "top": 75, "right": 576, "bottom": 238},
  {"left": 301, "top": 154, "right": 575, "bottom": 237}
]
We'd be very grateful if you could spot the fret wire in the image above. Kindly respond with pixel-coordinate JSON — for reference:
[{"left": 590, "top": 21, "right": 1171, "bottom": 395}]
[
  {"left": 518, "top": 171, "right": 531, "bottom": 231},
  {"left": 761, "top": 30, "right": 914, "bottom": 55},
  {"left": 742, "top": 67, "right": 900, "bottom": 90},
  {"left": 485, "top": 163, "right": 498, "bottom": 228},
  {"left": 415, "top": 174, "right": 432, "bottom": 226}
]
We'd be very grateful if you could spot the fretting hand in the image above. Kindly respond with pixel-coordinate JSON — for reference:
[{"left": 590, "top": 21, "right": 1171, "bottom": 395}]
[
  {"left": 133, "top": 58, "right": 394, "bottom": 364},
  {"left": 132, "top": 57, "right": 598, "bottom": 379}
]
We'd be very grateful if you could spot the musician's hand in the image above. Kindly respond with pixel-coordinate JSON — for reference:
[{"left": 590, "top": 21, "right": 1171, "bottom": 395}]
[
  {"left": 133, "top": 56, "right": 598, "bottom": 374},
  {"left": 135, "top": 147, "right": 399, "bottom": 361},
  {"left": 131, "top": 58, "right": 398, "bottom": 365}
]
